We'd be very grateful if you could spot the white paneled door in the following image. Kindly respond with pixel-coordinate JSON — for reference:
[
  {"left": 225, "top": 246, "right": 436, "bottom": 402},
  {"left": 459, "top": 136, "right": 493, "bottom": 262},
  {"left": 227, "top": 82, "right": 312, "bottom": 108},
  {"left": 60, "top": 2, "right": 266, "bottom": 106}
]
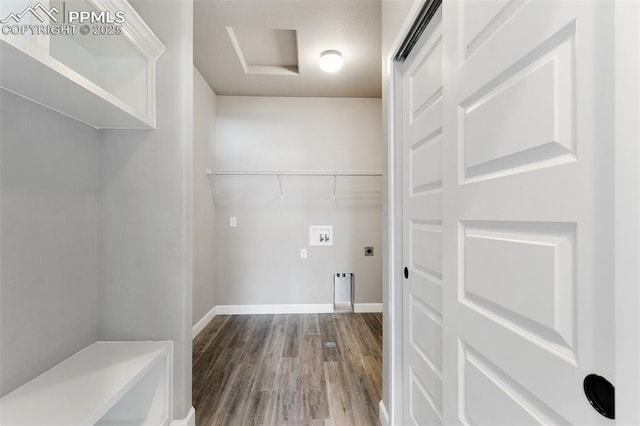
[
  {"left": 402, "top": 8, "right": 444, "bottom": 425},
  {"left": 400, "top": 0, "right": 622, "bottom": 424}
]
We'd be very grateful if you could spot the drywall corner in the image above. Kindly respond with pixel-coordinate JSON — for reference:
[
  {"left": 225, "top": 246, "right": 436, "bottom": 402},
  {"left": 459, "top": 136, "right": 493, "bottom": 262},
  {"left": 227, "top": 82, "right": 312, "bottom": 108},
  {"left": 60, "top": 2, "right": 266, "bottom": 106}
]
[{"left": 193, "top": 66, "right": 217, "bottom": 327}]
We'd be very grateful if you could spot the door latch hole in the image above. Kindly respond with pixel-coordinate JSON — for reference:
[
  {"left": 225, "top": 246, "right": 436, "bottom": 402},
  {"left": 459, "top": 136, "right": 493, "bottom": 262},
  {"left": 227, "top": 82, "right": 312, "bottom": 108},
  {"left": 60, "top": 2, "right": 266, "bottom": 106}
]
[{"left": 583, "top": 374, "right": 615, "bottom": 419}]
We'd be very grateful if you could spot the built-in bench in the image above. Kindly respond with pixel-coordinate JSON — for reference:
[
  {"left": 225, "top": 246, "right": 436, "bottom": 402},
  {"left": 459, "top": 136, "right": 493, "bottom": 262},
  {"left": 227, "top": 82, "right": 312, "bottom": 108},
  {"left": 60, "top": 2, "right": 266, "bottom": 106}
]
[{"left": 0, "top": 341, "right": 173, "bottom": 425}]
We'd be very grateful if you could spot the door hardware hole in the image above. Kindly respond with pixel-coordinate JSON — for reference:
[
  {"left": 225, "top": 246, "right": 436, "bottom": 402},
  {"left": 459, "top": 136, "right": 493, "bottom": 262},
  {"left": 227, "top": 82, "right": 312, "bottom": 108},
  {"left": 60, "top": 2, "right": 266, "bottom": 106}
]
[{"left": 583, "top": 374, "right": 615, "bottom": 419}]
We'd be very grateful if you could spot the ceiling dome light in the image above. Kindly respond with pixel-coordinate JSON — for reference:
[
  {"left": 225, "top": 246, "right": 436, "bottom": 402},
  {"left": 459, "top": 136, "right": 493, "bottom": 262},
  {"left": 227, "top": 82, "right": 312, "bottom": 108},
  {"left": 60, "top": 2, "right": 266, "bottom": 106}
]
[{"left": 319, "top": 50, "right": 343, "bottom": 72}]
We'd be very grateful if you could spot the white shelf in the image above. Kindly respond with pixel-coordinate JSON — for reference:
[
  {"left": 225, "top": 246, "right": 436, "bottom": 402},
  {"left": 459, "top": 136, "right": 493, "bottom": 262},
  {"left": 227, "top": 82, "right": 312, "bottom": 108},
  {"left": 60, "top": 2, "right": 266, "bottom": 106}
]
[
  {"left": 0, "top": 0, "right": 165, "bottom": 129},
  {"left": 207, "top": 169, "right": 383, "bottom": 198},
  {"left": 0, "top": 341, "right": 173, "bottom": 426},
  {"left": 0, "top": 40, "right": 150, "bottom": 129}
]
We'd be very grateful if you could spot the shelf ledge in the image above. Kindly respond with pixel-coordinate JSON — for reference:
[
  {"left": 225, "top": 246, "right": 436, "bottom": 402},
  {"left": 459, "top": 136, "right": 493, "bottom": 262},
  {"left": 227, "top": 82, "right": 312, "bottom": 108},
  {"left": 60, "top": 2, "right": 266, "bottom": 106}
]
[{"left": 0, "top": 341, "right": 172, "bottom": 425}]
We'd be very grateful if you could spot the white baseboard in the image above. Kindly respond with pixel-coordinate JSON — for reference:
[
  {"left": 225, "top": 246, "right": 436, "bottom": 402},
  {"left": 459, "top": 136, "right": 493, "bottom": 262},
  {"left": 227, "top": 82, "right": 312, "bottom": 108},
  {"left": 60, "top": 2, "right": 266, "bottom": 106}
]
[
  {"left": 192, "top": 305, "right": 218, "bottom": 339},
  {"left": 215, "top": 304, "right": 334, "bottom": 315},
  {"left": 355, "top": 303, "right": 383, "bottom": 313},
  {"left": 379, "top": 400, "right": 390, "bottom": 426},
  {"left": 192, "top": 303, "right": 380, "bottom": 339},
  {"left": 171, "top": 406, "right": 195, "bottom": 426}
]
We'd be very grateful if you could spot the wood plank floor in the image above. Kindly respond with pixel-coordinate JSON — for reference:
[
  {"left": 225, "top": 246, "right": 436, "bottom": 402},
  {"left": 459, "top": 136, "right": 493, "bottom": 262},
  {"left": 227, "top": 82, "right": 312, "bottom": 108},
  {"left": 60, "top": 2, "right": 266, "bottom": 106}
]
[{"left": 193, "top": 313, "right": 383, "bottom": 426}]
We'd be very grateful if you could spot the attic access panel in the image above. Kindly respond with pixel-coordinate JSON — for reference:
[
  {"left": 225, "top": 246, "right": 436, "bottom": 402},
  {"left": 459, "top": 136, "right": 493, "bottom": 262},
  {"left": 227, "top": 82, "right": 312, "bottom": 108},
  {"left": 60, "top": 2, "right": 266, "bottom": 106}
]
[{"left": 227, "top": 27, "right": 299, "bottom": 75}]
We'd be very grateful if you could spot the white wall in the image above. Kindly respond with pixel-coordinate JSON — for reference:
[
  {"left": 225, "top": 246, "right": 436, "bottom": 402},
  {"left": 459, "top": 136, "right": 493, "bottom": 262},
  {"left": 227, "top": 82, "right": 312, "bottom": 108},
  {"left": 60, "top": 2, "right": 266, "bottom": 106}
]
[
  {"left": 0, "top": 91, "right": 98, "bottom": 396},
  {"left": 193, "top": 67, "right": 217, "bottom": 325},
  {"left": 0, "top": 2, "right": 196, "bottom": 419},
  {"left": 97, "top": 0, "right": 194, "bottom": 420},
  {"left": 214, "top": 96, "right": 383, "bottom": 307}
]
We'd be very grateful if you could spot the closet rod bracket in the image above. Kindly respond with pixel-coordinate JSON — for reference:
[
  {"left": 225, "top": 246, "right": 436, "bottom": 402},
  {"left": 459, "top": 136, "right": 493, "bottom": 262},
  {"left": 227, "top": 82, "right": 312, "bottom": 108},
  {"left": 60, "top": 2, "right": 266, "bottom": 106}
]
[
  {"left": 333, "top": 174, "right": 337, "bottom": 200},
  {"left": 277, "top": 174, "right": 284, "bottom": 199}
]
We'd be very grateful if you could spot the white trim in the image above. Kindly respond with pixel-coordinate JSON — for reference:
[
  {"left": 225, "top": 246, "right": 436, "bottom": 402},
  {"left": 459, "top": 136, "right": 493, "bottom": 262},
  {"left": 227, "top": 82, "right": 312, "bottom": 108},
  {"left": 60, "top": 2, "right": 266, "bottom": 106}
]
[
  {"left": 387, "top": 60, "right": 405, "bottom": 426},
  {"left": 89, "top": 0, "right": 165, "bottom": 60},
  {"left": 214, "top": 304, "right": 334, "bottom": 315},
  {"left": 379, "top": 400, "right": 390, "bottom": 426},
  {"left": 170, "top": 406, "right": 195, "bottom": 426},
  {"left": 208, "top": 169, "right": 383, "bottom": 176},
  {"left": 354, "top": 303, "right": 383, "bottom": 313},
  {"left": 225, "top": 27, "right": 250, "bottom": 74},
  {"left": 192, "top": 305, "right": 218, "bottom": 339},
  {"left": 615, "top": 1, "right": 640, "bottom": 423},
  {"left": 384, "top": 2, "right": 435, "bottom": 425}
]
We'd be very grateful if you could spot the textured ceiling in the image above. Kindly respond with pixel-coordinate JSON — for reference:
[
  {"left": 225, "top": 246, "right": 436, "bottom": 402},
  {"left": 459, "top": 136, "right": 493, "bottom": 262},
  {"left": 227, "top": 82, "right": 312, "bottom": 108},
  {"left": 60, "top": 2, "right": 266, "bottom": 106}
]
[{"left": 194, "top": 0, "right": 382, "bottom": 98}]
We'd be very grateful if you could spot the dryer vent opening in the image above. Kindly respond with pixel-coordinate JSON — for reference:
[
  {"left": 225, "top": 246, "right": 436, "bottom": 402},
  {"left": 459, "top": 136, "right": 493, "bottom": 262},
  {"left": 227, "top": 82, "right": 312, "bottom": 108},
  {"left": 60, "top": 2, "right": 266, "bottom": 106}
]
[{"left": 334, "top": 273, "right": 354, "bottom": 313}]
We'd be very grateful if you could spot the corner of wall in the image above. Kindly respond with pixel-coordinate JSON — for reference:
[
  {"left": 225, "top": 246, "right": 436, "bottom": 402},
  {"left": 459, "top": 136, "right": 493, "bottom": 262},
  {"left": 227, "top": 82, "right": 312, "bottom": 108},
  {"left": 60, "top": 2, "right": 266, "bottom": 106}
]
[{"left": 192, "top": 66, "right": 217, "bottom": 327}]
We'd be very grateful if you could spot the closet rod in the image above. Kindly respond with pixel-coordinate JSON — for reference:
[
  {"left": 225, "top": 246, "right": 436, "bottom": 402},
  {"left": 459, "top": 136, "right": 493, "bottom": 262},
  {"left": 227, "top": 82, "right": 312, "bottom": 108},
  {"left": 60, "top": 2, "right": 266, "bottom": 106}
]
[{"left": 206, "top": 169, "right": 383, "bottom": 177}]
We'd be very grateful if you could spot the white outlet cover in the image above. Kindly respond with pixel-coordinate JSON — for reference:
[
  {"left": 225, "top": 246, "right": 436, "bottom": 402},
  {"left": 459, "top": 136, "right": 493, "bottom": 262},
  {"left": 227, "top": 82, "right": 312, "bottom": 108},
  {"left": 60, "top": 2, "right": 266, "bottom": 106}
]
[
  {"left": 300, "top": 249, "right": 307, "bottom": 259},
  {"left": 230, "top": 216, "right": 237, "bottom": 227}
]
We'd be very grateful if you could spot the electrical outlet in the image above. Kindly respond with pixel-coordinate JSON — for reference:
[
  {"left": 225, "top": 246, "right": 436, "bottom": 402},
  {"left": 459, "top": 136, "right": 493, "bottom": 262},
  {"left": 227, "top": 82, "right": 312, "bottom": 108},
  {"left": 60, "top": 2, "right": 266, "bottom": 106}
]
[
  {"left": 365, "top": 246, "right": 374, "bottom": 256},
  {"left": 230, "top": 216, "right": 237, "bottom": 228},
  {"left": 300, "top": 249, "right": 307, "bottom": 259}
]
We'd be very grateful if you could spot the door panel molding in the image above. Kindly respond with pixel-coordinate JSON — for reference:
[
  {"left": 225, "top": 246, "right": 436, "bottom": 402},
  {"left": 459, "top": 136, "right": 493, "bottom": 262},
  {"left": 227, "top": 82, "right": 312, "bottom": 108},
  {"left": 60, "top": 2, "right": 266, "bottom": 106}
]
[{"left": 385, "top": 1, "right": 639, "bottom": 425}]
